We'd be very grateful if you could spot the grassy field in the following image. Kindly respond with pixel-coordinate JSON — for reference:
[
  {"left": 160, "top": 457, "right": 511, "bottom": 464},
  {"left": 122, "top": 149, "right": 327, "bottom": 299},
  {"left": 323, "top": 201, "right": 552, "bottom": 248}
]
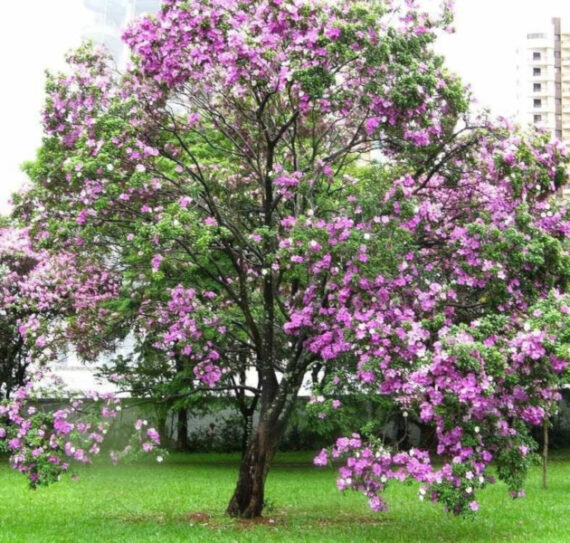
[{"left": 0, "top": 451, "right": 569, "bottom": 542}]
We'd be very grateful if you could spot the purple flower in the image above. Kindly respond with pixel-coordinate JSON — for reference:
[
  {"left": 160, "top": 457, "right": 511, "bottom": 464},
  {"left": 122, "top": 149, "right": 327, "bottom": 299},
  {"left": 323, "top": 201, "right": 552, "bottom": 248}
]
[
  {"left": 146, "top": 428, "right": 160, "bottom": 445},
  {"left": 313, "top": 449, "right": 328, "bottom": 467},
  {"left": 151, "top": 254, "right": 163, "bottom": 273}
]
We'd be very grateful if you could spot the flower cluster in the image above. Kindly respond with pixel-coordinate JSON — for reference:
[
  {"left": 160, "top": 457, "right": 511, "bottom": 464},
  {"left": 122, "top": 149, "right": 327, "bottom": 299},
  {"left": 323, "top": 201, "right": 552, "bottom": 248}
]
[
  {"left": 0, "top": 376, "right": 118, "bottom": 487},
  {"left": 0, "top": 371, "right": 165, "bottom": 487}
]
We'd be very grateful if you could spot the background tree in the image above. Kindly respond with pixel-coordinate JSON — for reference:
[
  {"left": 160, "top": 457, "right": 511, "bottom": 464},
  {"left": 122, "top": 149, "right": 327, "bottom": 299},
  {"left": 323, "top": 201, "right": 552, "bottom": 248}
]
[
  {"left": 13, "top": 0, "right": 570, "bottom": 519},
  {"left": 0, "top": 226, "right": 154, "bottom": 487},
  {"left": 0, "top": 226, "right": 35, "bottom": 400},
  {"left": 0, "top": 226, "right": 81, "bottom": 399}
]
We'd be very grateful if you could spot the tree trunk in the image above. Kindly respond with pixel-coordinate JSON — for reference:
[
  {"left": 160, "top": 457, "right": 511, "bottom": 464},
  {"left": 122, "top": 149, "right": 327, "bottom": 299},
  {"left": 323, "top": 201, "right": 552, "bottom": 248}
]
[
  {"left": 176, "top": 407, "right": 189, "bottom": 451},
  {"left": 241, "top": 410, "right": 253, "bottom": 457},
  {"left": 542, "top": 418, "right": 548, "bottom": 489},
  {"left": 156, "top": 409, "right": 168, "bottom": 447},
  {"left": 226, "top": 421, "right": 279, "bottom": 518}
]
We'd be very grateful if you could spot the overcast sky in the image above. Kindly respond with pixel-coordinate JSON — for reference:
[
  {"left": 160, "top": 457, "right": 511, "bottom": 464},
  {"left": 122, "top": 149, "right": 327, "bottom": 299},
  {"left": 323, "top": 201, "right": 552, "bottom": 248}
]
[{"left": 2, "top": 0, "right": 570, "bottom": 214}]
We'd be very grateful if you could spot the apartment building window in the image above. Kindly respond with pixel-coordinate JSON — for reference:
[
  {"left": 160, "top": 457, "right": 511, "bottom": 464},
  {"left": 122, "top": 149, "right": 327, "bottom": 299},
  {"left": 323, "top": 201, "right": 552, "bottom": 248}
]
[
  {"left": 534, "top": 114, "right": 542, "bottom": 122},
  {"left": 555, "top": 51, "right": 561, "bottom": 58},
  {"left": 533, "top": 98, "right": 542, "bottom": 108},
  {"left": 556, "top": 129, "right": 562, "bottom": 138},
  {"left": 533, "top": 51, "right": 541, "bottom": 60},
  {"left": 533, "top": 67, "right": 541, "bottom": 76},
  {"left": 533, "top": 83, "right": 541, "bottom": 91},
  {"left": 556, "top": 98, "right": 562, "bottom": 106}
]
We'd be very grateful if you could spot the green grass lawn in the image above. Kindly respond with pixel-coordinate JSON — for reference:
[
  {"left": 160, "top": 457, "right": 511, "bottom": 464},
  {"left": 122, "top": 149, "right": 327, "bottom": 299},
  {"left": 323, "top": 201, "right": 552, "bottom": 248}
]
[{"left": 0, "top": 451, "right": 568, "bottom": 542}]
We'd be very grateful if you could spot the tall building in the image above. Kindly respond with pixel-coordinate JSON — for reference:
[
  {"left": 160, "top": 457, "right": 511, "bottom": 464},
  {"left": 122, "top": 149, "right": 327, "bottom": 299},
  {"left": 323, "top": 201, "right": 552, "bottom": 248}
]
[
  {"left": 82, "top": 0, "right": 161, "bottom": 64},
  {"left": 516, "top": 17, "right": 570, "bottom": 145}
]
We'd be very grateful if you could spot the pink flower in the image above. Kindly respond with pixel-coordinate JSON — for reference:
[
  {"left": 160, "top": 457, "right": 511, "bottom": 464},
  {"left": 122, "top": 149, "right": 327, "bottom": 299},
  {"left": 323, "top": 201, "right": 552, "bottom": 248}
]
[
  {"left": 469, "top": 501, "right": 479, "bottom": 512},
  {"left": 146, "top": 428, "right": 160, "bottom": 445},
  {"left": 308, "top": 240, "right": 321, "bottom": 252},
  {"left": 325, "top": 27, "right": 341, "bottom": 40},
  {"left": 151, "top": 253, "right": 163, "bottom": 273},
  {"left": 313, "top": 449, "right": 328, "bottom": 466},
  {"left": 364, "top": 117, "right": 381, "bottom": 135},
  {"left": 275, "top": 175, "right": 299, "bottom": 187}
]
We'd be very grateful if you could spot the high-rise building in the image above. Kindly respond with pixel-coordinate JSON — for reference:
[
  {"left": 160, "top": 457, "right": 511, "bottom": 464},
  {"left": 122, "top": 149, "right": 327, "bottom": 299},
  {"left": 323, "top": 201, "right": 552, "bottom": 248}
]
[
  {"left": 82, "top": 0, "right": 161, "bottom": 64},
  {"left": 516, "top": 17, "right": 570, "bottom": 145}
]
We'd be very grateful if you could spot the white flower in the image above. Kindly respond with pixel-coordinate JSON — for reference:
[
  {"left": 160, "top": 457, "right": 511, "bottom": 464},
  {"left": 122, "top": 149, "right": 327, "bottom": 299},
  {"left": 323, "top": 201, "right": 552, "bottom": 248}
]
[
  {"left": 106, "top": 164, "right": 114, "bottom": 171},
  {"left": 466, "top": 486, "right": 473, "bottom": 494},
  {"left": 156, "top": 456, "right": 164, "bottom": 463},
  {"left": 474, "top": 426, "right": 480, "bottom": 433},
  {"left": 363, "top": 233, "right": 371, "bottom": 240}
]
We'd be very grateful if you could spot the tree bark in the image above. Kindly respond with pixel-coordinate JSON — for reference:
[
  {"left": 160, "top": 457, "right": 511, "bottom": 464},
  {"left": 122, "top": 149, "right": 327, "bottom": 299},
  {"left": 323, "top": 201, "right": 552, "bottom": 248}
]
[
  {"left": 542, "top": 418, "right": 548, "bottom": 489},
  {"left": 176, "top": 407, "right": 189, "bottom": 451},
  {"left": 226, "top": 420, "right": 279, "bottom": 518},
  {"left": 241, "top": 410, "right": 253, "bottom": 457}
]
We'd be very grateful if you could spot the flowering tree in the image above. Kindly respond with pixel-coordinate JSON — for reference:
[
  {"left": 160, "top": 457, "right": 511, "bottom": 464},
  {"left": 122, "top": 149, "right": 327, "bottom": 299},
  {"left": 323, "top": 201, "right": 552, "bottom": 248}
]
[
  {"left": 0, "top": 227, "right": 163, "bottom": 485},
  {"left": 0, "top": 226, "right": 75, "bottom": 398},
  {"left": 13, "top": 0, "right": 570, "bottom": 518},
  {"left": 0, "top": 227, "right": 37, "bottom": 399}
]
